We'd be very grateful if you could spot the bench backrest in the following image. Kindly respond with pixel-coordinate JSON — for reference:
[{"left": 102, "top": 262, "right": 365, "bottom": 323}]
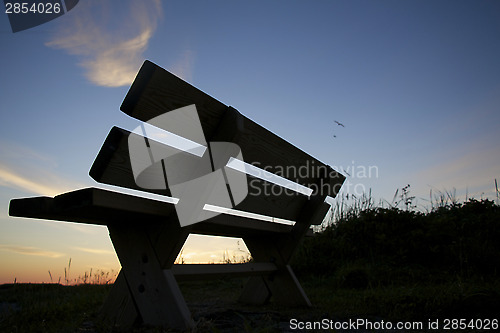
[{"left": 89, "top": 61, "right": 345, "bottom": 225}]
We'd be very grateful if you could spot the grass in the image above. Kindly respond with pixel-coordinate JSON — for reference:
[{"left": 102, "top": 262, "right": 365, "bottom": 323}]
[
  {"left": 301, "top": 266, "right": 500, "bottom": 322},
  {"left": 291, "top": 185, "right": 500, "bottom": 329},
  {"left": 2, "top": 277, "right": 498, "bottom": 332},
  {"left": 0, "top": 283, "right": 111, "bottom": 333},
  {"left": 46, "top": 259, "right": 118, "bottom": 286},
  {"left": 1, "top": 185, "right": 499, "bottom": 332}
]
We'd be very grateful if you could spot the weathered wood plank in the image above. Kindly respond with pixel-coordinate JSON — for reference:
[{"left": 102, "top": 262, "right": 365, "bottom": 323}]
[
  {"left": 121, "top": 60, "right": 227, "bottom": 141},
  {"left": 10, "top": 188, "right": 173, "bottom": 226},
  {"left": 99, "top": 272, "right": 139, "bottom": 328},
  {"left": 210, "top": 107, "right": 345, "bottom": 198},
  {"left": 242, "top": 235, "right": 311, "bottom": 307},
  {"left": 241, "top": 174, "right": 329, "bottom": 307},
  {"left": 89, "top": 127, "right": 328, "bottom": 223},
  {"left": 196, "top": 212, "right": 313, "bottom": 237},
  {"left": 9, "top": 196, "right": 54, "bottom": 219},
  {"left": 89, "top": 127, "right": 172, "bottom": 197},
  {"left": 238, "top": 276, "right": 271, "bottom": 305},
  {"left": 171, "top": 263, "right": 278, "bottom": 281},
  {"left": 279, "top": 171, "right": 332, "bottom": 263},
  {"left": 8, "top": 188, "right": 313, "bottom": 236},
  {"left": 145, "top": 220, "right": 191, "bottom": 268},
  {"left": 108, "top": 223, "right": 194, "bottom": 329},
  {"left": 119, "top": 60, "right": 345, "bottom": 198}
]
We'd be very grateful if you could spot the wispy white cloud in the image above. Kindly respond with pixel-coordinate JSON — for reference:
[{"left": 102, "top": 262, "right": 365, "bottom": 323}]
[
  {"left": 170, "top": 49, "right": 195, "bottom": 83},
  {"left": 73, "top": 247, "right": 114, "bottom": 255},
  {"left": 415, "top": 145, "right": 500, "bottom": 200},
  {"left": 0, "top": 140, "right": 58, "bottom": 168},
  {"left": 0, "top": 164, "right": 86, "bottom": 197},
  {"left": 46, "top": 0, "right": 162, "bottom": 87},
  {"left": 0, "top": 244, "right": 64, "bottom": 258},
  {"left": 0, "top": 141, "right": 86, "bottom": 196},
  {"left": 0, "top": 165, "right": 58, "bottom": 196}
]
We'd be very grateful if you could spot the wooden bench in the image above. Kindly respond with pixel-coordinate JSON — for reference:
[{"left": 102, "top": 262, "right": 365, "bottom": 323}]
[{"left": 9, "top": 60, "right": 345, "bottom": 330}]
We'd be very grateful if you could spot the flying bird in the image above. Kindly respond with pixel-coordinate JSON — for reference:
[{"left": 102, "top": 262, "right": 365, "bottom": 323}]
[
  {"left": 334, "top": 120, "right": 345, "bottom": 127},
  {"left": 333, "top": 120, "right": 345, "bottom": 138}
]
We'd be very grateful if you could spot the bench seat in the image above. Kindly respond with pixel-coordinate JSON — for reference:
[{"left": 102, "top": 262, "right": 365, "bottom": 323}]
[{"left": 9, "top": 187, "right": 318, "bottom": 238}]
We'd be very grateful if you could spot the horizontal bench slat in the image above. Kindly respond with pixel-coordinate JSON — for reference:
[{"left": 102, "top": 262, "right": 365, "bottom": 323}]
[
  {"left": 119, "top": 60, "right": 345, "bottom": 198},
  {"left": 9, "top": 188, "right": 315, "bottom": 237},
  {"left": 90, "top": 127, "right": 171, "bottom": 196},
  {"left": 121, "top": 60, "right": 227, "bottom": 141},
  {"left": 171, "top": 263, "right": 278, "bottom": 281},
  {"left": 90, "top": 127, "right": 325, "bottom": 224}
]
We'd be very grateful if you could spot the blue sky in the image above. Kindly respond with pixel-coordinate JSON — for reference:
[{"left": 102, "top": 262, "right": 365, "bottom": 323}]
[{"left": 1, "top": 0, "right": 499, "bottom": 283}]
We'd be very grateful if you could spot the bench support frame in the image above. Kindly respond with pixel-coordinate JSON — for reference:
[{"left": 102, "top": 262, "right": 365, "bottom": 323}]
[{"left": 99, "top": 192, "right": 327, "bottom": 330}]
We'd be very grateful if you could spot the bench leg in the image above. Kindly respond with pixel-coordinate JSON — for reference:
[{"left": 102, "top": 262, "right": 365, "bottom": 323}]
[
  {"left": 103, "top": 223, "right": 194, "bottom": 330},
  {"left": 239, "top": 276, "right": 271, "bottom": 305},
  {"left": 240, "top": 192, "right": 328, "bottom": 307},
  {"left": 240, "top": 236, "right": 311, "bottom": 307},
  {"left": 99, "top": 271, "right": 139, "bottom": 328},
  {"left": 265, "top": 264, "right": 311, "bottom": 306}
]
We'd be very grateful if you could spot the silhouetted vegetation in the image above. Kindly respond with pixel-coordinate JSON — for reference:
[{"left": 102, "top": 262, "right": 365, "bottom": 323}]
[
  {"left": 2, "top": 190, "right": 499, "bottom": 331},
  {"left": 0, "top": 283, "right": 111, "bottom": 332},
  {"left": 291, "top": 193, "right": 500, "bottom": 322},
  {"left": 294, "top": 198, "right": 500, "bottom": 279}
]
